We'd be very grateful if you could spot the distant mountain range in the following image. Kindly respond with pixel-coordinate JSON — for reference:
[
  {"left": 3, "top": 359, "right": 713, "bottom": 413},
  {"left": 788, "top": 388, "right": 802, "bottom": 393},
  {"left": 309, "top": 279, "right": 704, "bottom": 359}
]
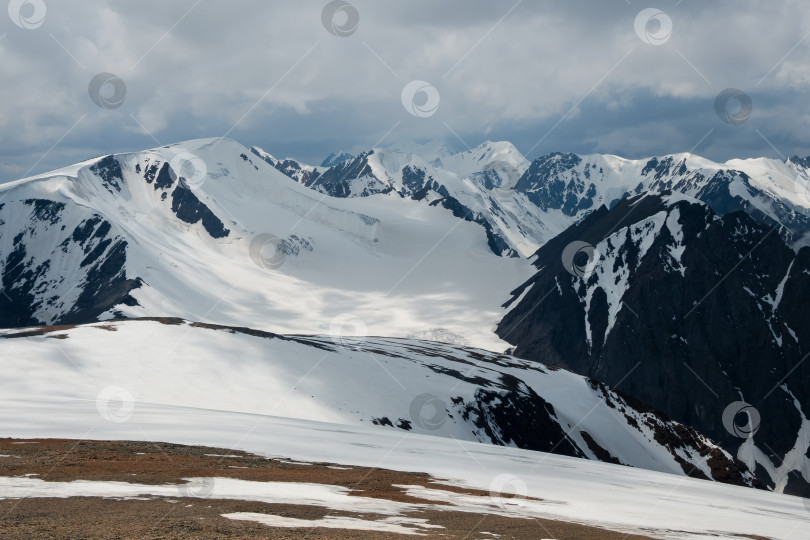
[{"left": 254, "top": 141, "right": 810, "bottom": 257}]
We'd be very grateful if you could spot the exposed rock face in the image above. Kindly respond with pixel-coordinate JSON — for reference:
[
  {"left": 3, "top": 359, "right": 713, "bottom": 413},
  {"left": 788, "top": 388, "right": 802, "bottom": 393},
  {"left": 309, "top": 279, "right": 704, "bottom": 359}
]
[
  {"left": 170, "top": 182, "right": 230, "bottom": 239},
  {"left": 0, "top": 198, "right": 141, "bottom": 328},
  {"left": 497, "top": 193, "right": 810, "bottom": 492}
]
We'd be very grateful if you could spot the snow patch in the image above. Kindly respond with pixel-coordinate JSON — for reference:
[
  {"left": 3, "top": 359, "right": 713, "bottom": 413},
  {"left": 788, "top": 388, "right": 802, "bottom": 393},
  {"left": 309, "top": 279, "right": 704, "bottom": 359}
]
[{"left": 223, "top": 513, "right": 442, "bottom": 535}]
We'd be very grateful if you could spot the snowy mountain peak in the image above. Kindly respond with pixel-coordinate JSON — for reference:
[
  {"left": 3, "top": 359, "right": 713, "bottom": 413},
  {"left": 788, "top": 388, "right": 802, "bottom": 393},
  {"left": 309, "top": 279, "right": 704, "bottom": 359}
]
[
  {"left": 249, "top": 145, "right": 319, "bottom": 185},
  {"left": 432, "top": 141, "right": 530, "bottom": 189},
  {"left": 320, "top": 151, "right": 354, "bottom": 168},
  {"left": 248, "top": 145, "right": 278, "bottom": 165}
]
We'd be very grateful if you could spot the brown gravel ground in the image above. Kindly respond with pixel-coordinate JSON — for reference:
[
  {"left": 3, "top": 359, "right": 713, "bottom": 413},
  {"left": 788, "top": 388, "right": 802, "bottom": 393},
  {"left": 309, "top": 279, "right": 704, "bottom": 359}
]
[{"left": 0, "top": 438, "right": 666, "bottom": 539}]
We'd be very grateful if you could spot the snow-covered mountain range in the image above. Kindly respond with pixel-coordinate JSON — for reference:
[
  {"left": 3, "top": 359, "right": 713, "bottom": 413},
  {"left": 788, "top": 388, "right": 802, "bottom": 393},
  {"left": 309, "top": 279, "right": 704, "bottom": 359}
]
[
  {"left": 252, "top": 141, "right": 553, "bottom": 257},
  {"left": 1, "top": 136, "right": 809, "bottom": 506}
]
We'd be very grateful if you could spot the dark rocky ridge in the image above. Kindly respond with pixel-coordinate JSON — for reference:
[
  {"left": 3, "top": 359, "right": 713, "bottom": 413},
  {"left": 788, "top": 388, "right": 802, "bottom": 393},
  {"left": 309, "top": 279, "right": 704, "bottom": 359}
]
[{"left": 497, "top": 193, "right": 810, "bottom": 492}]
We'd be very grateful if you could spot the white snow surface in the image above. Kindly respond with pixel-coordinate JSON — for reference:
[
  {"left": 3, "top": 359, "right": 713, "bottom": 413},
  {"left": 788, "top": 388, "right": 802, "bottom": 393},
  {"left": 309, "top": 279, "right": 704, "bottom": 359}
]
[{"left": 726, "top": 155, "right": 810, "bottom": 209}]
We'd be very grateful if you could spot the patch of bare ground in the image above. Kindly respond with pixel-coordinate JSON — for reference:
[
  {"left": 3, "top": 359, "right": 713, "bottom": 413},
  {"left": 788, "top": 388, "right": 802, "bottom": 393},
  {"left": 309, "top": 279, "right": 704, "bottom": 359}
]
[{"left": 0, "top": 439, "right": 656, "bottom": 539}]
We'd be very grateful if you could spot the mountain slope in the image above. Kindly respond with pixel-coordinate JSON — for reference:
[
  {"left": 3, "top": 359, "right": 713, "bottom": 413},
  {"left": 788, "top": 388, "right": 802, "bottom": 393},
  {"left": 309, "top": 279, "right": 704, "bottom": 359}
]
[
  {"left": 0, "top": 138, "right": 533, "bottom": 351},
  {"left": 0, "top": 317, "right": 755, "bottom": 486},
  {"left": 497, "top": 192, "right": 810, "bottom": 493},
  {"left": 0, "top": 195, "right": 140, "bottom": 328}
]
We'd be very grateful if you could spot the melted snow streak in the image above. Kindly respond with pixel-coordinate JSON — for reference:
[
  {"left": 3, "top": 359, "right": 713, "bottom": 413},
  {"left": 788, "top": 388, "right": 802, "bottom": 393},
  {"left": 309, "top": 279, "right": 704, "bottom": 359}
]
[
  {"left": 0, "top": 476, "right": 417, "bottom": 515},
  {"left": 665, "top": 207, "right": 686, "bottom": 276}
]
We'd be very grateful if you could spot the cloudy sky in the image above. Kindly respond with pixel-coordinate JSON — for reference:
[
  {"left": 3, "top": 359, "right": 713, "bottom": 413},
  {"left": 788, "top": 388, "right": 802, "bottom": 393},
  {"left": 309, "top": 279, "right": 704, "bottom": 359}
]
[{"left": 0, "top": 0, "right": 808, "bottom": 181}]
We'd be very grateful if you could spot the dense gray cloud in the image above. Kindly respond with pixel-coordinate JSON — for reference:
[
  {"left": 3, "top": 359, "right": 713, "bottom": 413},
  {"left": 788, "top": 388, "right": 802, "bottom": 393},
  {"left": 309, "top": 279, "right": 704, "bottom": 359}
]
[{"left": 0, "top": 0, "right": 808, "bottom": 181}]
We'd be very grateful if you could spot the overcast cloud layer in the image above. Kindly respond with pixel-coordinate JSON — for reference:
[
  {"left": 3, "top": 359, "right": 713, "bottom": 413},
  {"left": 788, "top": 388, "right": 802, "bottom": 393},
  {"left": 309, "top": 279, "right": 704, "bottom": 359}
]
[{"left": 0, "top": 0, "right": 808, "bottom": 181}]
